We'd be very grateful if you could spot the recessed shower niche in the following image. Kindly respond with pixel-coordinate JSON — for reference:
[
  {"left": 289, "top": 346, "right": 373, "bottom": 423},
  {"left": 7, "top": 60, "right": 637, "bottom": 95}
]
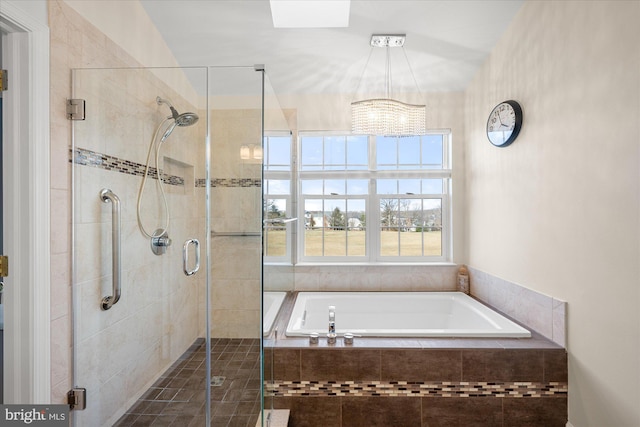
[{"left": 161, "top": 156, "right": 194, "bottom": 195}]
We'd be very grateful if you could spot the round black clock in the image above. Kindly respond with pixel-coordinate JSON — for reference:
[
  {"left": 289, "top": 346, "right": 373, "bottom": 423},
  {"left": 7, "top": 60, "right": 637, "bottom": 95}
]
[{"left": 486, "top": 100, "right": 523, "bottom": 147}]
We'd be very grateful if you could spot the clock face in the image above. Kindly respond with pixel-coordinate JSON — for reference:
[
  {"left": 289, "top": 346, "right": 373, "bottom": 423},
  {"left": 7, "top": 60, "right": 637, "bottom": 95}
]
[{"left": 486, "top": 101, "right": 522, "bottom": 147}]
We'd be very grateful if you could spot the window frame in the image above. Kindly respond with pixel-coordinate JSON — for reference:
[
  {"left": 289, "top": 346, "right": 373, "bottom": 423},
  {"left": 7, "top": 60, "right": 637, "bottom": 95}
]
[
  {"left": 295, "top": 130, "right": 452, "bottom": 264},
  {"left": 300, "top": 187, "right": 369, "bottom": 262},
  {"left": 263, "top": 132, "right": 295, "bottom": 263}
]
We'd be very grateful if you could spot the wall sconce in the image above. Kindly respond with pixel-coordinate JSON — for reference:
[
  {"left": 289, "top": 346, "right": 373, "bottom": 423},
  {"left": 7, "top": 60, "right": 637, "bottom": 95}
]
[
  {"left": 240, "top": 145, "right": 251, "bottom": 160},
  {"left": 240, "top": 144, "right": 263, "bottom": 161}
]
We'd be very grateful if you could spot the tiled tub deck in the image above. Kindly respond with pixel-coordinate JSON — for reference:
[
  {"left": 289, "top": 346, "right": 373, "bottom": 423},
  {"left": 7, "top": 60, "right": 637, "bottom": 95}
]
[{"left": 263, "top": 293, "right": 567, "bottom": 427}]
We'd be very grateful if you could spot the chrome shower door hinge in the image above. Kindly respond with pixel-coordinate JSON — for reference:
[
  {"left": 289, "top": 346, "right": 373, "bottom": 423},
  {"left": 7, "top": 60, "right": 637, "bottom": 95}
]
[
  {"left": 68, "top": 388, "right": 87, "bottom": 410},
  {"left": 0, "top": 70, "right": 7, "bottom": 91},
  {"left": 67, "top": 99, "right": 86, "bottom": 120}
]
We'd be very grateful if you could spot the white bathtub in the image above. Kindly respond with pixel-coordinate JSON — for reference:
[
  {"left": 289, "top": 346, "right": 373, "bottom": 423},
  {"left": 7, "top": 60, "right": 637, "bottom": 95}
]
[
  {"left": 263, "top": 291, "right": 287, "bottom": 336},
  {"left": 286, "top": 292, "right": 531, "bottom": 338}
]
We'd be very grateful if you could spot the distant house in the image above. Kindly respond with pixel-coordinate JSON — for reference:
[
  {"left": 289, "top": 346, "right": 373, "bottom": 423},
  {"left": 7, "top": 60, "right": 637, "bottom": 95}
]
[
  {"left": 304, "top": 212, "right": 329, "bottom": 229},
  {"left": 347, "top": 217, "right": 362, "bottom": 230}
]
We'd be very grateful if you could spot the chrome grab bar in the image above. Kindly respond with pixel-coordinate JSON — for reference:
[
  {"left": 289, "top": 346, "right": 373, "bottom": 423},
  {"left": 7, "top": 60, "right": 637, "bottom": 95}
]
[
  {"left": 100, "top": 189, "right": 121, "bottom": 310},
  {"left": 183, "top": 239, "right": 200, "bottom": 276}
]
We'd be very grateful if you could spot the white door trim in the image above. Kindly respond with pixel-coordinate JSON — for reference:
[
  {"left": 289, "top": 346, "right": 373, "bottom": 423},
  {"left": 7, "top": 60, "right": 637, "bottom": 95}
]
[{"left": 0, "top": 0, "right": 51, "bottom": 403}]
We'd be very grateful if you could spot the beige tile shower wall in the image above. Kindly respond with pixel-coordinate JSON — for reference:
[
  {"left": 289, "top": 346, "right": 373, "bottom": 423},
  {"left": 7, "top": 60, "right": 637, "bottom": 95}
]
[
  {"left": 50, "top": 1, "right": 207, "bottom": 423},
  {"left": 210, "top": 108, "right": 263, "bottom": 338},
  {"left": 72, "top": 70, "right": 204, "bottom": 426}
]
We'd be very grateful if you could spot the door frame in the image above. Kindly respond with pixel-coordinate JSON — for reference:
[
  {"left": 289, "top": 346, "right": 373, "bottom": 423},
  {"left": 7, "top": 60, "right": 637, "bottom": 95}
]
[{"left": 0, "top": 1, "right": 50, "bottom": 403}]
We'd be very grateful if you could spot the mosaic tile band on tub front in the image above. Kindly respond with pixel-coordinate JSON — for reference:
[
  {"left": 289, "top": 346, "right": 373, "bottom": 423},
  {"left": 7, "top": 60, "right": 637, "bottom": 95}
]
[{"left": 266, "top": 380, "right": 567, "bottom": 398}]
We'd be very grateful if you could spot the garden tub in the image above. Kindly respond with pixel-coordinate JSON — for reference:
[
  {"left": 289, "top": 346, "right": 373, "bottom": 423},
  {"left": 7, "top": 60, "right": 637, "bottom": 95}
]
[{"left": 286, "top": 291, "right": 530, "bottom": 338}]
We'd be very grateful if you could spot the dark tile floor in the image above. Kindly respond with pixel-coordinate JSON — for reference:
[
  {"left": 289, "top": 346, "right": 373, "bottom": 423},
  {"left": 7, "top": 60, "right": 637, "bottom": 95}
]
[{"left": 114, "top": 338, "right": 262, "bottom": 427}]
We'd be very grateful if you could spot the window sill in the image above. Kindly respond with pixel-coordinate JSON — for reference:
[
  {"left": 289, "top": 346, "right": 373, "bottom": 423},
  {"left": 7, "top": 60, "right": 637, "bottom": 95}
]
[{"left": 264, "top": 262, "right": 457, "bottom": 267}]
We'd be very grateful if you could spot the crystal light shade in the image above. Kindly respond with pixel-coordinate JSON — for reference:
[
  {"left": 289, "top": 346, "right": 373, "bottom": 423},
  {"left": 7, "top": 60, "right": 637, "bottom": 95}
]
[{"left": 351, "top": 98, "right": 426, "bottom": 136}]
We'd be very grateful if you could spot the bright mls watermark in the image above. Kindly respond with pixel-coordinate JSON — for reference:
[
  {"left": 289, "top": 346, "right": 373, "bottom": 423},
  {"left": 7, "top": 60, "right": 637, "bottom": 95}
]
[{"left": 0, "top": 405, "right": 68, "bottom": 426}]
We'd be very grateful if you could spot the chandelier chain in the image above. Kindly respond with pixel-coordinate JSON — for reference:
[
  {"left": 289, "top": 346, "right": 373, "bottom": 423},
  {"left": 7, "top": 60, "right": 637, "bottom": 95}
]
[
  {"left": 401, "top": 45, "right": 424, "bottom": 103},
  {"left": 352, "top": 46, "right": 375, "bottom": 101}
]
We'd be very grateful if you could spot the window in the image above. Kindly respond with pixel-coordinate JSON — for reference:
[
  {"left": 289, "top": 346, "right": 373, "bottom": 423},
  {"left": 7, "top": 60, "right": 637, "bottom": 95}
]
[
  {"left": 263, "top": 131, "right": 451, "bottom": 263},
  {"left": 263, "top": 134, "right": 293, "bottom": 262}
]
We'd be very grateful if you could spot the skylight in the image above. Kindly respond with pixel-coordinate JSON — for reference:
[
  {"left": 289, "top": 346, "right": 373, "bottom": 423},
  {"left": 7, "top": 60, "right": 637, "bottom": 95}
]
[{"left": 269, "top": 0, "right": 350, "bottom": 28}]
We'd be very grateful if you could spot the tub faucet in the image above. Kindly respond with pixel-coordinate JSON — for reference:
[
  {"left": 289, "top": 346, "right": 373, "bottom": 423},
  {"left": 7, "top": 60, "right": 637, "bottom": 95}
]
[
  {"left": 328, "top": 306, "right": 336, "bottom": 334},
  {"left": 327, "top": 305, "right": 337, "bottom": 344}
]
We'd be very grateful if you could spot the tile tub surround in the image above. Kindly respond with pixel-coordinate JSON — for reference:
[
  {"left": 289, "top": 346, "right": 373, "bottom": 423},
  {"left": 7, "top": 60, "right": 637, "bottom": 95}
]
[
  {"left": 265, "top": 346, "right": 567, "bottom": 427},
  {"left": 264, "top": 293, "right": 567, "bottom": 427},
  {"left": 468, "top": 267, "right": 567, "bottom": 347},
  {"left": 290, "top": 264, "right": 460, "bottom": 292}
]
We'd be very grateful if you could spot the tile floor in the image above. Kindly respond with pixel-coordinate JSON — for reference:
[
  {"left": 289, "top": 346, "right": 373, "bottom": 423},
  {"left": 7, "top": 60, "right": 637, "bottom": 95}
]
[{"left": 114, "top": 338, "right": 262, "bottom": 427}]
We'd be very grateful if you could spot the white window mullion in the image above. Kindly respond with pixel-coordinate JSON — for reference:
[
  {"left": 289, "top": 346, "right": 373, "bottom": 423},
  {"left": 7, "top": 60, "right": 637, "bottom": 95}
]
[{"left": 371, "top": 193, "right": 381, "bottom": 262}]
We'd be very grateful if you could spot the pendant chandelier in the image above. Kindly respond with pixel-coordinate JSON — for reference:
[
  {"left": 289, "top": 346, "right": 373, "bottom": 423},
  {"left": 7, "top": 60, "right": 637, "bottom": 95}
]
[{"left": 351, "top": 34, "right": 426, "bottom": 136}]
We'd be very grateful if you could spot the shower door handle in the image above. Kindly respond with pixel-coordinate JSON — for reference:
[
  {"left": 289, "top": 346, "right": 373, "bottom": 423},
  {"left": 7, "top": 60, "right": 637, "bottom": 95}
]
[
  {"left": 183, "top": 239, "right": 200, "bottom": 276},
  {"left": 100, "top": 189, "right": 121, "bottom": 310}
]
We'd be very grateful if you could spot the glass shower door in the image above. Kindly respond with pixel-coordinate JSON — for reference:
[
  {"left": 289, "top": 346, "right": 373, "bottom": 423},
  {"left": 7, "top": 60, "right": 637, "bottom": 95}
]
[
  {"left": 71, "top": 67, "right": 210, "bottom": 426},
  {"left": 206, "top": 66, "right": 290, "bottom": 427},
  {"left": 207, "top": 66, "right": 268, "bottom": 427}
]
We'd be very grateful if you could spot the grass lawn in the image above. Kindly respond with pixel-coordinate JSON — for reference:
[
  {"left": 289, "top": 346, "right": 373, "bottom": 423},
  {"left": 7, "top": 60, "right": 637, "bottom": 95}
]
[{"left": 264, "top": 229, "right": 441, "bottom": 257}]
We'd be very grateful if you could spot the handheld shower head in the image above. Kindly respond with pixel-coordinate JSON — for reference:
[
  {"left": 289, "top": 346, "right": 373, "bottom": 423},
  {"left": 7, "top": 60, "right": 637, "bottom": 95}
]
[
  {"left": 156, "top": 96, "right": 199, "bottom": 128},
  {"left": 160, "top": 121, "right": 178, "bottom": 142},
  {"left": 175, "top": 112, "right": 199, "bottom": 127}
]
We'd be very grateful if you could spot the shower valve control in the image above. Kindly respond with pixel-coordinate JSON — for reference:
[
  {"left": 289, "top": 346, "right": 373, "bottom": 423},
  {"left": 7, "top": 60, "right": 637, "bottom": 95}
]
[
  {"left": 155, "top": 235, "right": 172, "bottom": 246},
  {"left": 151, "top": 229, "right": 172, "bottom": 255}
]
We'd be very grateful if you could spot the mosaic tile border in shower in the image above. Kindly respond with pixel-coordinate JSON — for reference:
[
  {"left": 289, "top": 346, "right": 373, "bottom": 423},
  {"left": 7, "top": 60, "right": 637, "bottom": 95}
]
[
  {"left": 72, "top": 147, "right": 185, "bottom": 186},
  {"left": 70, "top": 147, "right": 260, "bottom": 189},
  {"left": 195, "top": 178, "right": 261, "bottom": 188},
  {"left": 265, "top": 380, "right": 568, "bottom": 398}
]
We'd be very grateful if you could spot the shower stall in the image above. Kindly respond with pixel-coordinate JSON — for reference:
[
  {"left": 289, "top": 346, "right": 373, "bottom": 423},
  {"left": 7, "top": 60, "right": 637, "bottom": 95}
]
[{"left": 71, "top": 66, "right": 289, "bottom": 426}]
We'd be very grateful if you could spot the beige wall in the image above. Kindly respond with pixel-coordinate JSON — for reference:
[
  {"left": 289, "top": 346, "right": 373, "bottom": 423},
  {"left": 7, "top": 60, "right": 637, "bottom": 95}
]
[{"left": 464, "top": 1, "right": 640, "bottom": 426}]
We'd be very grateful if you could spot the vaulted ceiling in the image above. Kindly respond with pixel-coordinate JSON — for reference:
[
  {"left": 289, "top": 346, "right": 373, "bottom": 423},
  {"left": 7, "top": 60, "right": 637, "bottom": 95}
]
[{"left": 141, "top": 1, "right": 524, "bottom": 96}]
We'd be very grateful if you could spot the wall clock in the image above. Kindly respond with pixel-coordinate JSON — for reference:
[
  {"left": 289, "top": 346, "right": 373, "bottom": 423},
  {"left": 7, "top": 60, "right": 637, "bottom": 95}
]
[{"left": 486, "top": 100, "right": 523, "bottom": 147}]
